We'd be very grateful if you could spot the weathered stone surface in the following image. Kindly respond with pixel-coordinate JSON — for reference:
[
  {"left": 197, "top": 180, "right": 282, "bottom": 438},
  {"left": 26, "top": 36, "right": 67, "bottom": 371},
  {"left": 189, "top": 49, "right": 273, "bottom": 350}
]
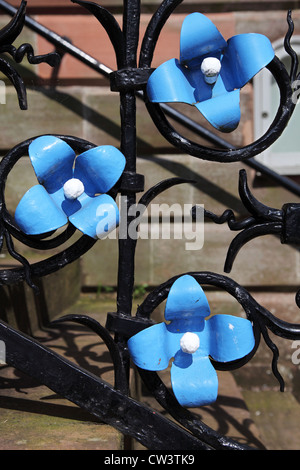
[
  {"left": 232, "top": 291, "right": 300, "bottom": 399},
  {"left": 75, "top": 220, "right": 299, "bottom": 288},
  {"left": 242, "top": 391, "right": 300, "bottom": 450},
  {"left": 0, "top": 87, "right": 85, "bottom": 150},
  {"left": 0, "top": 402, "right": 122, "bottom": 450},
  {"left": 134, "top": 365, "right": 265, "bottom": 449},
  {"left": 0, "top": 296, "right": 123, "bottom": 450},
  {"left": 150, "top": 223, "right": 299, "bottom": 285}
]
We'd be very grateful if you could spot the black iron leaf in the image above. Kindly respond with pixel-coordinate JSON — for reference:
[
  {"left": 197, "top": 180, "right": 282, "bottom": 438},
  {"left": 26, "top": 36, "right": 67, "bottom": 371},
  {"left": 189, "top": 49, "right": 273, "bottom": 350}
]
[
  {"left": 0, "top": 55, "right": 27, "bottom": 108},
  {"left": 284, "top": 10, "right": 299, "bottom": 81},
  {"left": 72, "top": 0, "right": 125, "bottom": 68}
]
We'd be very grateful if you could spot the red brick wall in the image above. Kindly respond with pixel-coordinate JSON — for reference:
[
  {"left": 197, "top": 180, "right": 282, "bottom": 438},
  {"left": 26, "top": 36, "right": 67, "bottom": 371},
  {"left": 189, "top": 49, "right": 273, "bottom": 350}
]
[
  {"left": 3, "top": 1, "right": 300, "bottom": 83},
  {"left": 36, "top": 11, "right": 236, "bottom": 82}
]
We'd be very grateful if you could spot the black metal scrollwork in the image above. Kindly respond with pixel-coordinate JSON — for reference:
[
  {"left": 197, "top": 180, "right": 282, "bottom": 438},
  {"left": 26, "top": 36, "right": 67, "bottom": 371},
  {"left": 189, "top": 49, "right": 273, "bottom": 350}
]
[
  {"left": 143, "top": 8, "right": 300, "bottom": 164},
  {"left": 0, "top": 0, "right": 60, "bottom": 109},
  {"left": 193, "top": 169, "right": 291, "bottom": 273},
  {"left": 0, "top": 136, "right": 98, "bottom": 290}
]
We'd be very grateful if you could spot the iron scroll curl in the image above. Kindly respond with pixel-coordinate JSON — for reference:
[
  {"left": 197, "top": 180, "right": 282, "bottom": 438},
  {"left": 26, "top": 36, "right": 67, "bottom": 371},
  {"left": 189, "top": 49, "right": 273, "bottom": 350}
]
[
  {"left": 0, "top": 135, "right": 99, "bottom": 289},
  {"left": 142, "top": 11, "right": 299, "bottom": 163}
]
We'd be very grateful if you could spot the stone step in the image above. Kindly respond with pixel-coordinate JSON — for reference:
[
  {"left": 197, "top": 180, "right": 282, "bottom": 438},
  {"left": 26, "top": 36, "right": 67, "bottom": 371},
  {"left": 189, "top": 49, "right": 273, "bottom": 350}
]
[
  {"left": 0, "top": 293, "right": 296, "bottom": 450},
  {"left": 1, "top": 287, "right": 300, "bottom": 450},
  {"left": 241, "top": 390, "right": 300, "bottom": 450},
  {"left": 132, "top": 366, "right": 265, "bottom": 450},
  {"left": 0, "top": 294, "right": 124, "bottom": 450}
]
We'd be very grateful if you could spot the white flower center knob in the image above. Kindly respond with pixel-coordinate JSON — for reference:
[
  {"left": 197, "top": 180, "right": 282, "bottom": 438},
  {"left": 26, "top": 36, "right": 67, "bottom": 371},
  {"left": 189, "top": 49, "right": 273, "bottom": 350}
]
[
  {"left": 180, "top": 332, "right": 200, "bottom": 354},
  {"left": 201, "top": 57, "right": 221, "bottom": 84},
  {"left": 63, "top": 178, "right": 85, "bottom": 200}
]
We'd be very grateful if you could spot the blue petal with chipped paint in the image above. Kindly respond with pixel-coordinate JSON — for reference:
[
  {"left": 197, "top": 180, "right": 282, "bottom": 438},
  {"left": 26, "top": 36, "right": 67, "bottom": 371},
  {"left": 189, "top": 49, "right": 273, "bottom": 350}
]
[
  {"left": 128, "top": 323, "right": 173, "bottom": 371},
  {"left": 165, "top": 275, "right": 210, "bottom": 320},
  {"left": 171, "top": 352, "right": 218, "bottom": 407},
  {"left": 208, "top": 314, "right": 255, "bottom": 362}
]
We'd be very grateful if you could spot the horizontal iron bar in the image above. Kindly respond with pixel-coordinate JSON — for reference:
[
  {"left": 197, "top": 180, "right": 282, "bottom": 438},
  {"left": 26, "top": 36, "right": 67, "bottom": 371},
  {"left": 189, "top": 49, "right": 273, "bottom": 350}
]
[{"left": 1, "top": 0, "right": 300, "bottom": 197}]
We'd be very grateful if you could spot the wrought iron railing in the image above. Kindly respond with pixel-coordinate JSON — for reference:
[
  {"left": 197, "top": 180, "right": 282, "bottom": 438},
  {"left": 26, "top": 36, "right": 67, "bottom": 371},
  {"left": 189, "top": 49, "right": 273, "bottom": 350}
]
[{"left": 0, "top": 0, "right": 300, "bottom": 451}]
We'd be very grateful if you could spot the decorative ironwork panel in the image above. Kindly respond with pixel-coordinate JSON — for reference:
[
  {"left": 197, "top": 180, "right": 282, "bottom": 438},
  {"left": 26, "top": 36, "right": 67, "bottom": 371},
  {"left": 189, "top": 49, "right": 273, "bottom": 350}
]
[{"left": 0, "top": 0, "right": 300, "bottom": 450}]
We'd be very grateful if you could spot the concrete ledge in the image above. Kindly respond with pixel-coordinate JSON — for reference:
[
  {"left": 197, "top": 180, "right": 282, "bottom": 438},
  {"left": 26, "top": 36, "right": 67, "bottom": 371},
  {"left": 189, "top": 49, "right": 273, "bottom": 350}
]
[
  {"left": 242, "top": 391, "right": 300, "bottom": 450},
  {"left": 0, "top": 260, "right": 81, "bottom": 334}
]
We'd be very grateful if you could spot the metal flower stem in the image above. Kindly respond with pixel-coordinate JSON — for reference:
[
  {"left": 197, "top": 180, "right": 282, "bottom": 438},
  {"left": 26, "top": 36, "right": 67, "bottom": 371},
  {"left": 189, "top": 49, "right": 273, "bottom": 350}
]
[{"left": 116, "top": 0, "right": 140, "bottom": 383}]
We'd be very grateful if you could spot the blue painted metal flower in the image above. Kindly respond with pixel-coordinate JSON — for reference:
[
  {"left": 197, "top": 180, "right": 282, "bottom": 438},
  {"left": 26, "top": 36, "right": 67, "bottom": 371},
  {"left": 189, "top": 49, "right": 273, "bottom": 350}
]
[
  {"left": 128, "top": 275, "right": 255, "bottom": 407},
  {"left": 147, "top": 13, "right": 275, "bottom": 132},
  {"left": 14, "top": 136, "right": 126, "bottom": 239}
]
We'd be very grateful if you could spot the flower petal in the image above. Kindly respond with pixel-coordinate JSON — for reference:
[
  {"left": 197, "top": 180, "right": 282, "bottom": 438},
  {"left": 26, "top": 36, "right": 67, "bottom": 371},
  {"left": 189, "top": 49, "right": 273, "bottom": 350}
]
[
  {"left": 74, "top": 145, "right": 126, "bottom": 196},
  {"left": 208, "top": 314, "right": 255, "bottom": 362},
  {"left": 29, "top": 136, "right": 75, "bottom": 194},
  {"left": 128, "top": 323, "right": 172, "bottom": 371},
  {"left": 171, "top": 352, "right": 218, "bottom": 407},
  {"left": 180, "top": 13, "right": 227, "bottom": 67},
  {"left": 195, "top": 88, "right": 241, "bottom": 132},
  {"left": 69, "top": 194, "right": 119, "bottom": 239},
  {"left": 14, "top": 184, "right": 68, "bottom": 235},
  {"left": 165, "top": 275, "right": 210, "bottom": 321},
  {"left": 147, "top": 59, "right": 198, "bottom": 105},
  {"left": 221, "top": 33, "right": 275, "bottom": 90}
]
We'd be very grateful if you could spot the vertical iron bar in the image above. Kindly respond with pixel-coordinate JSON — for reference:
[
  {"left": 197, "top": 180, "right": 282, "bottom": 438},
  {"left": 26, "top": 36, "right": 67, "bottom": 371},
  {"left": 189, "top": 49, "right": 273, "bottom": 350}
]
[
  {"left": 117, "top": 0, "right": 140, "bottom": 317},
  {"left": 115, "top": 0, "right": 141, "bottom": 388}
]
